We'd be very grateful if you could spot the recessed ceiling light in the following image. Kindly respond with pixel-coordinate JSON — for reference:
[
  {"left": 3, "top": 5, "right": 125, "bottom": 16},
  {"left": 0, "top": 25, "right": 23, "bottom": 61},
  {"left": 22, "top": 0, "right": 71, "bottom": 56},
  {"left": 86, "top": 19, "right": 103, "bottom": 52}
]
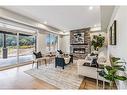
[
  {"left": 44, "top": 21, "right": 47, "bottom": 24},
  {"left": 89, "top": 6, "right": 93, "bottom": 10}
]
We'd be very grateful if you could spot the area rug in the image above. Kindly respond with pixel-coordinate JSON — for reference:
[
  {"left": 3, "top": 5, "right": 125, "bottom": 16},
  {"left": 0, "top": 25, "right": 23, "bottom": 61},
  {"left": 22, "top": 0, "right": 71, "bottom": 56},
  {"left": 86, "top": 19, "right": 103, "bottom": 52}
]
[{"left": 25, "top": 63, "right": 83, "bottom": 89}]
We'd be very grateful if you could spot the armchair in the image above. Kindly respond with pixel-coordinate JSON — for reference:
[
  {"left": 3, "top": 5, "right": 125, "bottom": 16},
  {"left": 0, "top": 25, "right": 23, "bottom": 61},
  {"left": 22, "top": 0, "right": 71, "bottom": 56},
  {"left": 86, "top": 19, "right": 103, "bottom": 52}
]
[{"left": 55, "top": 55, "right": 73, "bottom": 69}]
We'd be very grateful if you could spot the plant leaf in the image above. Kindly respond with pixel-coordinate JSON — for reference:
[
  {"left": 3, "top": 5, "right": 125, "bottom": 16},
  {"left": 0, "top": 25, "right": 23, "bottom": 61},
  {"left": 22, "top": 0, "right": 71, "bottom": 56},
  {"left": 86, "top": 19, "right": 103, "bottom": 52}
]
[
  {"left": 113, "top": 65, "right": 123, "bottom": 68},
  {"left": 105, "top": 66, "right": 112, "bottom": 70},
  {"left": 109, "top": 69, "right": 117, "bottom": 75},
  {"left": 111, "top": 57, "right": 120, "bottom": 63},
  {"left": 113, "top": 66, "right": 125, "bottom": 71},
  {"left": 104, "top": 74, "right": 114, "bottom": 81},
  {"left": 114, "top": 75, "right": 127, "bottom": 81},
  {"left": 98, "top": 70, "right": 105, "bottom": 77}
]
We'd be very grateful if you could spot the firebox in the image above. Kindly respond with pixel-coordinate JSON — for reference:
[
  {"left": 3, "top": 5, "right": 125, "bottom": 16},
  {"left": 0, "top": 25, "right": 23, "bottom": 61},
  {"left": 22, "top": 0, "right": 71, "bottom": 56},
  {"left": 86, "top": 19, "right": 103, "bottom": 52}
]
[{"left": 73, "top": 48, "right": 85, "bottom": 54}]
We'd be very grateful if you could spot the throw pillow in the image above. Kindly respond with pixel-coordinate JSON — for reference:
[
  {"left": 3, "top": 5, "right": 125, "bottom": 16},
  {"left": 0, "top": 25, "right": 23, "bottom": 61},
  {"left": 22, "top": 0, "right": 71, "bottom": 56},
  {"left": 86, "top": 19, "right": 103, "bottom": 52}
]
[{"left": 33, "top": 52, "right": 42, "bottom": 58}]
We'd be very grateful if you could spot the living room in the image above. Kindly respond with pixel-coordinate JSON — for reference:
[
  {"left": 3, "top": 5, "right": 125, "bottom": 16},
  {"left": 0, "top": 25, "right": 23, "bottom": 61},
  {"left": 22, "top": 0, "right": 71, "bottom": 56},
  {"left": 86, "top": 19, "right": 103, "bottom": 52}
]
[{"left": 0, "top": 5, "right": 127, "bottom": 91}]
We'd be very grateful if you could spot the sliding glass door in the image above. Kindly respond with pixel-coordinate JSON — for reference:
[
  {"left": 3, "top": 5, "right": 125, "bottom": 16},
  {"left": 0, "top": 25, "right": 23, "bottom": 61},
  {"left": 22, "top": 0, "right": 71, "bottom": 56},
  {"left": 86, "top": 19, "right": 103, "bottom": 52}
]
[
  {"left": 0, "top": 32, "right": 17, "bottom": 67},
  {"left": 0, "top": 31, "right": 36, "bottom": 68},
  {"left": 19, "top": 34, "right": 36, "bottom": 63},
  {"left": 6, "top": 33, "right": 17, "bottom": 65}
]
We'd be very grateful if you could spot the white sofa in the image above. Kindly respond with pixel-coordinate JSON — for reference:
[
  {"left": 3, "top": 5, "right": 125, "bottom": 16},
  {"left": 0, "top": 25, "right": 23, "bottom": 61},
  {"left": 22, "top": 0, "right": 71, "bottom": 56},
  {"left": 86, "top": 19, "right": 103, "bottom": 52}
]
[
  {"left": 77, "top": 54, "right": 109, "bottom": 82},
  {"left": 77, "top": 59, "right": 103, "bottom": 81}
]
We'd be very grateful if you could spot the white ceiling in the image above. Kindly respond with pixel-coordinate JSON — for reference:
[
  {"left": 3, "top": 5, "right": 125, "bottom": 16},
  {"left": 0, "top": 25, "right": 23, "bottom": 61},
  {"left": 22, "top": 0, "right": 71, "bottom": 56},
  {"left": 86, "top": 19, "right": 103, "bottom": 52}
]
[{"left": 3, "top": 6, "right": 100, "bottom": 31}]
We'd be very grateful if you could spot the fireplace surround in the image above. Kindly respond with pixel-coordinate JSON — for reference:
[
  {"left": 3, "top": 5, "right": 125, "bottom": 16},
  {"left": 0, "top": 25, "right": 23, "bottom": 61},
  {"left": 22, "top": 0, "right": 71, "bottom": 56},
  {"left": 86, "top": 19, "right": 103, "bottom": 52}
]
[{"left": 70, "top": 28, "right": 91, "bottom": 59}]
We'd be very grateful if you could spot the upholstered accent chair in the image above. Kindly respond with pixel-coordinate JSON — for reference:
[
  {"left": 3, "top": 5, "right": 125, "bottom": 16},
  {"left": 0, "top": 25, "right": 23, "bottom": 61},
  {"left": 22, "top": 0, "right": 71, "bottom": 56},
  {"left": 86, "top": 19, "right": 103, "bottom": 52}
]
[{"left": 55, "top": 55, "right": 73, "bottom": 69}]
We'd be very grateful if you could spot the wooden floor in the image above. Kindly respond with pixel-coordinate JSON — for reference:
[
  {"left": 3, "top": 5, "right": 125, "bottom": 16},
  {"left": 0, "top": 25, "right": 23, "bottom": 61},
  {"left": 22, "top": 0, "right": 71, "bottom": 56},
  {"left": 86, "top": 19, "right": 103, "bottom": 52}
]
[{"left": 0, "top": 64, "right": 112, "bottom": 89}]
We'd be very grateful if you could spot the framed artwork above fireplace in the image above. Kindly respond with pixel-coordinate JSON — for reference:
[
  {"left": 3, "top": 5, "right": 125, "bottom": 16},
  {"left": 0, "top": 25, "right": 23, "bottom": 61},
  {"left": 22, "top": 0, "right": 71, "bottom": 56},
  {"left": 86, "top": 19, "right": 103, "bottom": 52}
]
[
  {"left": 73, "top": 32, "right": 84, "bottom": 44},
  {"left": 72, "top": 32, "right": 85, "bottom": 45}
]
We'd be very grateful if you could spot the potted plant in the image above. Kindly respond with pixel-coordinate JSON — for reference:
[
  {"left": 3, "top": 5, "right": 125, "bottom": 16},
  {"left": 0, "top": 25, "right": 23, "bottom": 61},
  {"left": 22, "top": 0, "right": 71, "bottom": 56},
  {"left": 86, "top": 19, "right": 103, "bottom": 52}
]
[
  {"left": 91, "top": 34, "right": 105, "bottom": 51},
  {"left": 98, "top": 57, "right": 127, "bottom": 89}
]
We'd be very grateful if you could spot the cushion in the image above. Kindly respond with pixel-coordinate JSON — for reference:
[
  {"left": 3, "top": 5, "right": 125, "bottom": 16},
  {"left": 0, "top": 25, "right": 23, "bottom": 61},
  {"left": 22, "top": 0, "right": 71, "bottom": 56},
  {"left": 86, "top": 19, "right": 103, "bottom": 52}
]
[
  {"left": 56, "top": 53, "right": 64, "bottom": 58},
  {"left": 97, "top": 52, "right": 106, "bottom": 63},
  {"left": 57, "top": 50, "right": 63, "bottom": 54},
  {"left": 33, "top": 52, "right": 42, "bottom": 59},
  {"left": 64, "top": 57, "right": 70, "bottom": 64},
  {"left": 92, "top": 50, "right": 98, "bottom": 54},
  {"left": 87, "top": 54, "right": 96, "bottom": 60},
  {"left": 90, "top": 52, "right": 96, "bottom": 56},
  {"left": 84, "top": 54, "right": 96, "bottom": 64},
  {"left": 87, "top": 56, "right": 92, "bottom": 60}
]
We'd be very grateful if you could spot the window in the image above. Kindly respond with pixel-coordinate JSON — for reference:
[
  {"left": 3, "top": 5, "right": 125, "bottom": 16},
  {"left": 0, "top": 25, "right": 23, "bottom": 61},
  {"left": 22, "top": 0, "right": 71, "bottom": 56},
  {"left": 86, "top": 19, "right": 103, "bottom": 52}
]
[{"left": 46, "top": 33, "right": 58, "bottom": 52}]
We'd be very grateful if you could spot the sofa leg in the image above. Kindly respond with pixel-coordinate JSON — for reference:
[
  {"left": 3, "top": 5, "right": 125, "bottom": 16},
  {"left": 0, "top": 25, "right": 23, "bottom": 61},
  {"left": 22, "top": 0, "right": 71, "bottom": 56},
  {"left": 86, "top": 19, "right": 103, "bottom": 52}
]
[{"left": 63, "top": 66, "right": 64, "bottom": 69}]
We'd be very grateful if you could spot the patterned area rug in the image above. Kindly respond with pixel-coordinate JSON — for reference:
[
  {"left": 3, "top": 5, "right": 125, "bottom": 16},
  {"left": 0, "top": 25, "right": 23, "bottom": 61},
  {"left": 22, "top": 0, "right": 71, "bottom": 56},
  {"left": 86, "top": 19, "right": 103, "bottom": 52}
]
[{"left": 25, "top": 63, "right": 83, "bottom": 89}]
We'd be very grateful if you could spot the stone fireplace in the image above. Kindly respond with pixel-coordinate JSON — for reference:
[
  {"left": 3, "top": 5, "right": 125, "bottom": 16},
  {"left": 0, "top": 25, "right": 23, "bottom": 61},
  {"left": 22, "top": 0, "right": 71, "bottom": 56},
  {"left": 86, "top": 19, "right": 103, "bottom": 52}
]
[{"left": 70, "top": 28, "right": 91, "bottom": 59}]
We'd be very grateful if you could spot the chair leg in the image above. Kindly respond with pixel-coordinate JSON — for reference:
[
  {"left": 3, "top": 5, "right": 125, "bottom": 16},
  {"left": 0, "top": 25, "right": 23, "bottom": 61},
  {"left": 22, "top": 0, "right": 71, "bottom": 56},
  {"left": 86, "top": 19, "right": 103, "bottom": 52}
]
[{"left": 62, "top": 66, "right": 64, "bottom": 69}]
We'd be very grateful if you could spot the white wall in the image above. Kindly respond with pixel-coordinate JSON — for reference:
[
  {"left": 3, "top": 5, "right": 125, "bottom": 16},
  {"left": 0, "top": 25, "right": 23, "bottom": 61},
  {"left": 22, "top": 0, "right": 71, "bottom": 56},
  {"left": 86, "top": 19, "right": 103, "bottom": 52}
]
[
  {"left": 107, "top": 6, "right": 127, "bottom": 61},
  {"left": 59, "top": 35, "right": 70, "bottom": 53},
  {"left": 58, "top": 35, "right": 62, "bottom": 50},
  {"left": 37, "top": 32, "right": 47, "bottom": 54}
]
